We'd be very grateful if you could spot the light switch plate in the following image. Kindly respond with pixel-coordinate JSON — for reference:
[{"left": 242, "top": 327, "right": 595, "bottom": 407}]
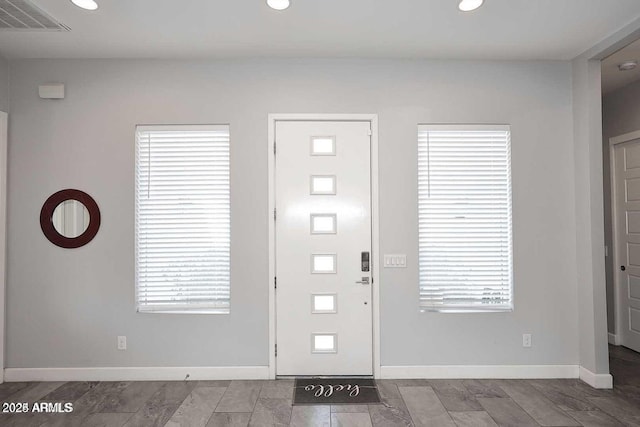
[
  {"left": 384, "top": 254, "right": 407, "bottom": 268},
  {"left": 117, "top": 336, "right": 127, "bottom": 350}
]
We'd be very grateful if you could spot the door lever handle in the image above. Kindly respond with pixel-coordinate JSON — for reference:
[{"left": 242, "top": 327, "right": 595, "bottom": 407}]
[{"left": 355, "top": 277, "right": 370, "bottom": 285}]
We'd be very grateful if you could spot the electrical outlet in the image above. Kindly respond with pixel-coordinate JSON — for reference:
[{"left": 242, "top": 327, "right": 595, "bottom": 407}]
[
  {"left": 117, "top": 336, "right": 127, "bottom": 350},
  {"left": 523, "top": 334, "right": 532, "bottom": 348}
]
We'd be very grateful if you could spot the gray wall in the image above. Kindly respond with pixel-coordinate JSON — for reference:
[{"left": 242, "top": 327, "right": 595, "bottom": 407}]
[
  {"left": 602, "top": 78, "right": 640, "bottom": 335},
  {"left": 0, "top": 56, "right": 8, "bottom": 112},
  {"left": 7, "top": 58, "right": 579, "bottom": 369}
]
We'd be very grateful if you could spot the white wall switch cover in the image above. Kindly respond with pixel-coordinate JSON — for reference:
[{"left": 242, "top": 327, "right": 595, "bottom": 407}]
[
  {"left": 523, "top": 334, "right": 532, "bottom": 348},
  {"left": 384, "top": 254, "right": 407, "bottom": 268},
  {"left": 117, "top": 336, "right": 127, "bottom": 350}
]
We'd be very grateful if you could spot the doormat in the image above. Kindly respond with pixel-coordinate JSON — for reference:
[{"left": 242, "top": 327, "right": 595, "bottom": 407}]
[{"left": 293, "top": 378, "right": 381, "bottom": 405}]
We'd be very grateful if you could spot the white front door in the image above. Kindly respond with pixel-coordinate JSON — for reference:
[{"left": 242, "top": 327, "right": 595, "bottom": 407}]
[
  {"left": 614, "top": 138, "right": 640, "bottom": 352},
  {"left": 275, "top": 120, "right": 373, "bottom": 376}
]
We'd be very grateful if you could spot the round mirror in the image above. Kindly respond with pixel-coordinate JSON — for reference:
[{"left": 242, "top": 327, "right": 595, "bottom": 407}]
[
  {"left": 52, "top": 200, "right": 90, "bottom": 238},
  {"left": 40, "top": 189, "right": 101, "bottom": 249}
]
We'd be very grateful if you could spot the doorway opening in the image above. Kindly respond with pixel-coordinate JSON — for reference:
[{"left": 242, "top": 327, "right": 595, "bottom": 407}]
[{"left": 603, "top": 38, "right": 640, "bottom": 356}]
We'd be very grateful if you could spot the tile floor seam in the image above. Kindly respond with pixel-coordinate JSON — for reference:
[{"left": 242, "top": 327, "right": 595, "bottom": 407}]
[
  {"left": 494, "top": 385, "right": 544, "bottom": 427},
  {"left": 251, "top": 381, "right": 265, "bottom": 413},
  {"left": 587, "top": 395, "right": 639, "bottom": 425},
  {"left": 211, "top": 382, "right": 230, "bottom": 414},
  {"left": 475, "top": 402, "right": 502, "bottom": 427},
  {"left": 501, "top": 381, "right": 581, "bottom": 427},
  {"left": 421, "top": 384, "right": 457, "bottom": 426},
  {"left": 202, "top": 405, "right": 217, "bottom": 427},
  {"left": 459, "top": 380, "right": 502, "bottom": 426}
]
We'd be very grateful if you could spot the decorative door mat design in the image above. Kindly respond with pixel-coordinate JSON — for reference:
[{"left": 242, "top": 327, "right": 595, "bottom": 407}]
[{"left": 293, "top": 378, "right": 381, "bottom": 405}]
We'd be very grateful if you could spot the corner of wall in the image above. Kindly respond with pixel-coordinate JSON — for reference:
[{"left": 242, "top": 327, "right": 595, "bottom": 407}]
[
  {"left": 579, "top": 366, "right": 613, "bottom": 389},
  {"left": 571, "top": 57, "right": 610, "bottom": 376}
]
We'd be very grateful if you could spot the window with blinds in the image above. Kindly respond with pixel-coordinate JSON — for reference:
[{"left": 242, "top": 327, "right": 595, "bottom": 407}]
[
  {"left": 418, "top": 125, "right": 513, "bottom": 312},
  {"left": 135, "top": 125, "right": 230, "bottom": 314}
]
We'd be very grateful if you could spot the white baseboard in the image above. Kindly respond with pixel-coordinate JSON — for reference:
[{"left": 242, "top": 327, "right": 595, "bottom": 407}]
[
  {"left": 4, "top": 366, "right": 270, "bottom": 382},
  {"left": 380, "top": 364, "right": 579, "bottom": 379},
  {"left": 6, "top": 365, "right": 610, "bottom": 387},
  {"left": 608, "top": 333, "right": 621, "bottom": 346},
  {"left": 579, "top": 366, "right": 613, "bottom": 389}
]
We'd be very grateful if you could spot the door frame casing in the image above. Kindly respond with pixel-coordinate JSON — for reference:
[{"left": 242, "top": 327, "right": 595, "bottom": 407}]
[
  {"left": 0, "top": 112, "right": 7, "bottom": 384},
  {"left": 609, "top": 129, "right": 640, "bottom": 346},
  {"left": 267, "top": 113, "right": 380, "bottom": 379}
]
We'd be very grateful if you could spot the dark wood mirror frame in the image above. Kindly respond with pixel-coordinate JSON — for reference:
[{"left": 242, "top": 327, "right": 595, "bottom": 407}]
[{"left": 40, "top": 189, "right": 101, "bottom": 249}]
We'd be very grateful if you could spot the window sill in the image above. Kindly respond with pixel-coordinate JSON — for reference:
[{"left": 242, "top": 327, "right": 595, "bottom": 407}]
[
  {"left": 420, "top": 307, "right": 513, "bottom": 314},
  {"left": 137, "top": 310, "right": 230, "bottom": 315}
]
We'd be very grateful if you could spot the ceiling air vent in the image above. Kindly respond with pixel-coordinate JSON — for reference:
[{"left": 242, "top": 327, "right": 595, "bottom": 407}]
[{"left": 0, "top": 0, "right": 69, "bottom": 31}]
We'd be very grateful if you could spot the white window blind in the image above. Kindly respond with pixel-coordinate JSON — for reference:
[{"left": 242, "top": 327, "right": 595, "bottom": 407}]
[
  {"left": 418, "top": 125, "right": 513, "bottom": 312},
  {"left": 135, "top": 125, "right": 230, "bottom": 314}
]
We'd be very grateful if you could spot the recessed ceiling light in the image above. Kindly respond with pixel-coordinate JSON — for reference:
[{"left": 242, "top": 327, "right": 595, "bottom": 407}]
[
  {"left": 267, "top": 0, "right": 290, "bottom": 11},
  {"left": 619, "top": 61, "right": 638, "bottom": 71},
  {"left": 71, "top": 0, "right": 98, "bottom": 10},
  {"left": 459, "top": 0, "right": 484, "bottom": 12}
]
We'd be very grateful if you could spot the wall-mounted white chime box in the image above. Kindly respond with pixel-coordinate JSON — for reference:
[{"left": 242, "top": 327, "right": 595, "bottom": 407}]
[{"left": 39, "top": 84, "right": 65, "bottom": 99}]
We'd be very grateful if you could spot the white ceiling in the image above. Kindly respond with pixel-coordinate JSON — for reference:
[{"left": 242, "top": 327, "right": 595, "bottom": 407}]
[
  {"left": 602, "top": 38, "right": 640, "bottom": 94},
  {"left": 1, "top": 0, "right": 640, "bottom": 60}
]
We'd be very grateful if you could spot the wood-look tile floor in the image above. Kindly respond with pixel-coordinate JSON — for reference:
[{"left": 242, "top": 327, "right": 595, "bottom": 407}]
[{"left": 1, "top": 345, "right": 640, "bottom": 426}]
